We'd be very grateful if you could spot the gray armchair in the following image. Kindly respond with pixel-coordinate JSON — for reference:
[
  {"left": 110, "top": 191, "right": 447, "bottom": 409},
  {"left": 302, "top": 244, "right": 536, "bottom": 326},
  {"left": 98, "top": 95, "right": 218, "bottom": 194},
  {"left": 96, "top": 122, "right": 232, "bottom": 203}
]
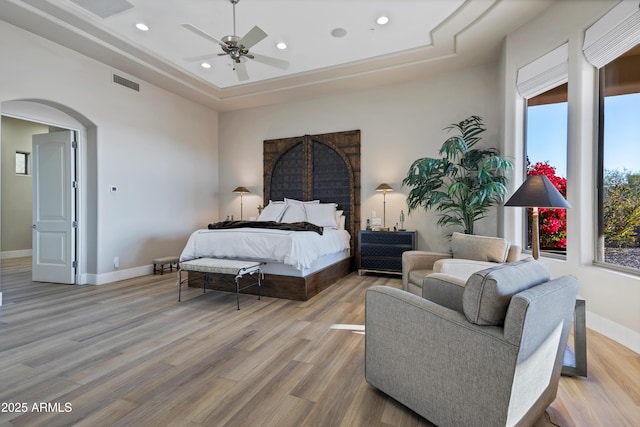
[
  {"left": 402, "top": 232, "right": 521, "bottom": 295},
  {"left": 365, "top": 258, "right": 578, "bottom": 427}
]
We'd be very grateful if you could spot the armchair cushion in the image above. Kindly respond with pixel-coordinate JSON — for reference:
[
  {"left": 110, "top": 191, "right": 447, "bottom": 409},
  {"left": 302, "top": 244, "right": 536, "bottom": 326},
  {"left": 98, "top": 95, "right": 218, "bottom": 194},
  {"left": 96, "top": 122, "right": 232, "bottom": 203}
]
[
  {"left": 463, "top": 258, "right": 550, "bottom": 326},
  {"left": 451, "top": 232, "right": 510, "bottom": 263},
  {"left": 432, "top": 258, "right": 497, "bottom": 279}
]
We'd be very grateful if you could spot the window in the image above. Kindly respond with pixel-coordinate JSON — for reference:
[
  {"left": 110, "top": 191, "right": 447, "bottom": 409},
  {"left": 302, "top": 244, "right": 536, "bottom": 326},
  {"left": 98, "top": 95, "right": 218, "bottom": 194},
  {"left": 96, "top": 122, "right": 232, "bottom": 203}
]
[
  {"left": 597, "top": 44, "right": 640, "bottom": 271},
  {"left": 516, "top": 43, "right": 570, "bottom": 256},
  {"left": 525, "top": 83, "right": 569, "bottom": 255},
  {"left": 15, "top": 151, "right": 30, "bottom": 175}
]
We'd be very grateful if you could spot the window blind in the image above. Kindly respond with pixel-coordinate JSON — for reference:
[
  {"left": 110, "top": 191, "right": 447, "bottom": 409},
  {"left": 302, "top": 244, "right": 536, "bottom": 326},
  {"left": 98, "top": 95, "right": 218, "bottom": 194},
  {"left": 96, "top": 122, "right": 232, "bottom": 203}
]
[
  {"left": 583, "top": 0, "right": 640, "bottom": 68},
  {"left": 516, "top": 43, "right": 568, "bottom": 99}
]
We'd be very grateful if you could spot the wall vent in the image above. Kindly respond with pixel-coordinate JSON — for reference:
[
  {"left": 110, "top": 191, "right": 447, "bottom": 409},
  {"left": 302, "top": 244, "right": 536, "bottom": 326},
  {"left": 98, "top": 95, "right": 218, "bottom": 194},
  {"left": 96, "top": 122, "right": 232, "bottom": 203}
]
[{"left": 112, "top": 74, "right": 140, "bottom": 92}]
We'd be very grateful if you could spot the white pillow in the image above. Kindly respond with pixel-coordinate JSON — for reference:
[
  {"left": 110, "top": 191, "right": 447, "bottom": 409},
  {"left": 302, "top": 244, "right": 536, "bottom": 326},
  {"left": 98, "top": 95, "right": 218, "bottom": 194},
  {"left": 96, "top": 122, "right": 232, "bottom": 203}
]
[
  {"left": 285, "top": 198, "right": 319, "bottom": 205},
  {"left": 306, "top": 203, "right": 338, "bottom": 228},
  {"left": 338, "top": 215, "right": 346, "bottom": 230},
  {"left": 258, "top": 201, "right": 287, "bottom": 222},
  {"left": 280, "top": 203, "right": 307, "bottom": 223},
  {"left": 335, "top": 210, "right": 344, "bottom": 227}
]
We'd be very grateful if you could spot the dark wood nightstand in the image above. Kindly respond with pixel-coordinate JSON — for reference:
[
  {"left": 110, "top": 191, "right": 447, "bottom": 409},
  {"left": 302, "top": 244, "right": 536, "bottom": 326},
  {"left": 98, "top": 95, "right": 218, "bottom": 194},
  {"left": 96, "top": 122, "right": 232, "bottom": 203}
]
[{"left": 358, "top": 230, "right": 416, "bottom": 275}]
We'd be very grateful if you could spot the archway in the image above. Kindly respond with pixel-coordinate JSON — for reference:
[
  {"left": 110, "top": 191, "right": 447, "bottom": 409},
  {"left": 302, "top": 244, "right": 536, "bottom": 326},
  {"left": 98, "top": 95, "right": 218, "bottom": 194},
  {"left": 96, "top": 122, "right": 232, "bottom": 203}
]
[{"left": 0, "top": 99, "right": 98, "bottom": 294}]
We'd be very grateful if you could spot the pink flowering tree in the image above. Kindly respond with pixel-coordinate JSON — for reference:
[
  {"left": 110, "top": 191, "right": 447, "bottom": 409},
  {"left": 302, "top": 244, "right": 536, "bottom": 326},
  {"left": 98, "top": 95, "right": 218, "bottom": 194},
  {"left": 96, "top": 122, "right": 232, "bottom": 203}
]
[{"left": 527, "top": 161, "right": 568, "bottom": 249}]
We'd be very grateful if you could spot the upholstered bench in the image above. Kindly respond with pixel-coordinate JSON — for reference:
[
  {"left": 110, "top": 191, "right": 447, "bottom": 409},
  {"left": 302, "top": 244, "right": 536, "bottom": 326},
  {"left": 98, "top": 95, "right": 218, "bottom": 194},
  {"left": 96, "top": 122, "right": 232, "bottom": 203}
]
[
  {"left": 178, "top": 258, "right": 262, "bottom": 309},
  {"left": 153, "top": 256, "right": 179, "bottom": 275}
]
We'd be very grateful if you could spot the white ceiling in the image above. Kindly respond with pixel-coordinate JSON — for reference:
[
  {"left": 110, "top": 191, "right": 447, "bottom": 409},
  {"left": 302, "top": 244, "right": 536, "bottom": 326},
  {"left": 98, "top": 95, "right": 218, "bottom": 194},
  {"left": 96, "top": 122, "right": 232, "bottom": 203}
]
[{"left": 0, "top": 0, "right": 554, "bottom": 111}]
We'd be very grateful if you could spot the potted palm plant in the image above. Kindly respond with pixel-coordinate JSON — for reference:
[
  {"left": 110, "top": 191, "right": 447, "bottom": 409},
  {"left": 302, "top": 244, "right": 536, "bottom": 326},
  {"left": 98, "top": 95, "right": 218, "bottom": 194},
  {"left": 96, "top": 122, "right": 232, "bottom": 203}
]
[{"left": 402, "top": 115, "right": 512, "bottom": 235}]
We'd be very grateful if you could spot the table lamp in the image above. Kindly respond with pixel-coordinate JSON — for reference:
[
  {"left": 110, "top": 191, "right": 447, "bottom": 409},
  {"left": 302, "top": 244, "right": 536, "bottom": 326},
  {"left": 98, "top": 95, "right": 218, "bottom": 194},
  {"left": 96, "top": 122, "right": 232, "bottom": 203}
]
[
  {"left": 233, "top": 186, "right": 250, "bottom": 220},
  {"left": 504, "top": 175, "right": 571, "bottom": 259},
  {"left": 376, "top": 183, "right": 393, "bottom": 231}
]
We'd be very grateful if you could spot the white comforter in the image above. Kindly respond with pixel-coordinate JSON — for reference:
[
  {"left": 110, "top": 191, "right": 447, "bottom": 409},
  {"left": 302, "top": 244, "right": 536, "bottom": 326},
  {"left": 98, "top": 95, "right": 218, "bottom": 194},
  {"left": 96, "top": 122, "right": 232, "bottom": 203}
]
[{"left": 179, "top": 227, "right": 351, "bottom": 271}]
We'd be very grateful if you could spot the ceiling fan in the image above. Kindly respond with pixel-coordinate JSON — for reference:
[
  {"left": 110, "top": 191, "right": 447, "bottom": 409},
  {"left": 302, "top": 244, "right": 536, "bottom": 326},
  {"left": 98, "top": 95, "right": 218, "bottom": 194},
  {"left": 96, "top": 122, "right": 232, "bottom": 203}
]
[{"left": 181, "top": 0, "right": 289, "bottom": 81}]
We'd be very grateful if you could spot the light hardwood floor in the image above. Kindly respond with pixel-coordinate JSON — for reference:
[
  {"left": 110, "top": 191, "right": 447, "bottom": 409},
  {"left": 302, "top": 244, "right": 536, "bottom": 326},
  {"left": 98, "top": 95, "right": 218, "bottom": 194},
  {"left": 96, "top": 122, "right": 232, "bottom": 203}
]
[{"left": 0, "top": 257, "right": 638, "bottom": 427}]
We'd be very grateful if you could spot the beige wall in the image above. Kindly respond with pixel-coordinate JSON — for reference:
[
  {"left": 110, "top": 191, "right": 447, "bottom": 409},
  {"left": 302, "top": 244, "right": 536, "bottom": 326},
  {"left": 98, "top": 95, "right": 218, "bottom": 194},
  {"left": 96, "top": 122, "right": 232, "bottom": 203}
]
[
  {"left": 0, "top": 21, "right": 219, "bottom": 284},
  {"left": 501, "top": 0, "right": 639, "bottom": 352},
  {"left": 219, "top": 63, "right": 501, "bottom": 253},
  {"left": 0, "top": 116, "right": 47, "bottom": 254}
]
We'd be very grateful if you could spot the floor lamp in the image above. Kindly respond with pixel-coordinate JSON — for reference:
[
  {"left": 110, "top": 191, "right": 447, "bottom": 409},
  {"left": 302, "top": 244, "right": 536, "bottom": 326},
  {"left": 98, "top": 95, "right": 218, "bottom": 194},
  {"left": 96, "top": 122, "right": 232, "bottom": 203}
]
[
  {"left": 376, "top": 183, "right": 393, "bottom": 231},
  {"left": 233, "top": 186, "right": 250, "bottom": 220},
  {"left": 504, "top": 175, "right": 571, "bottom": 259}
]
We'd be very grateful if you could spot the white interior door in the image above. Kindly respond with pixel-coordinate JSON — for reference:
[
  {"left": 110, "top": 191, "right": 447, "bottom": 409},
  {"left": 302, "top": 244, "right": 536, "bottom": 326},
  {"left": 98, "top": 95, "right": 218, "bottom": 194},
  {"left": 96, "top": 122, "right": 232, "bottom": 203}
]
[{"left": 32, "top": 131, "right": 76, "bottom": 284}]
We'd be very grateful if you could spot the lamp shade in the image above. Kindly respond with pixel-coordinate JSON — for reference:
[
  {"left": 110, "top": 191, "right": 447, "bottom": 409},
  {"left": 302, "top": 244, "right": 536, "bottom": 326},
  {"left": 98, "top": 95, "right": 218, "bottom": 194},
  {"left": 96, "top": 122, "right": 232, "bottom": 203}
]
[
  {"left": 504, "top": 175, "right": 571, "bottom": 208},
  {"left": 232, "top": 186, "right": 250, "bottom": 194},
  {"left": 376, "top": 183, "right": 393, "bottom": 192}
]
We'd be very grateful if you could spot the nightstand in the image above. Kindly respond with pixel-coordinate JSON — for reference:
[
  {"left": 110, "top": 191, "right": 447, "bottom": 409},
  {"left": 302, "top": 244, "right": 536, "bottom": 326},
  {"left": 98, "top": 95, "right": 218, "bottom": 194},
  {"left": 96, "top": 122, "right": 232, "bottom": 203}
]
[{"left": 358, "top": 230, "right": 416, "bottom": 275}]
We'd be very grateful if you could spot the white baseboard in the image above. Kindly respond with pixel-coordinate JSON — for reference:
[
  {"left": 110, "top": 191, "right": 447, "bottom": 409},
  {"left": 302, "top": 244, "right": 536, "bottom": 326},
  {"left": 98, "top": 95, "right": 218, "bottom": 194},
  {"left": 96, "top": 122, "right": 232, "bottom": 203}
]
[
  {"left": 83, "top": 264, "right": 155, "bottom": 285},
  {"left": 1, "top": 249, "right": 32, "bottom": 259},
  {"left": 587, "top": 310, "right": 640, "bottom": 354},
  {"left": 0, "top": 291, "right": 3, "bottom": 306}
]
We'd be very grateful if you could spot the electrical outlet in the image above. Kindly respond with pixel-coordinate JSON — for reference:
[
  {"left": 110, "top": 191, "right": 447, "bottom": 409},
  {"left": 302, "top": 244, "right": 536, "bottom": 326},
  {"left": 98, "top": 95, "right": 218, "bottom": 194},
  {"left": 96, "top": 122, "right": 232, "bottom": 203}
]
[{"left": 114, "top": 256, "right": 119, "bottom": 268}]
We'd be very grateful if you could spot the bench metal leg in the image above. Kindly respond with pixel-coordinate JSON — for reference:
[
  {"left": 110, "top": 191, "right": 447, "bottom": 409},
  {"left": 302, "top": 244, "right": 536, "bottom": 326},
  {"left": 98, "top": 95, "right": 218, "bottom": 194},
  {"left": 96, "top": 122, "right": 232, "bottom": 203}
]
[
  {"left": 235, "top": 276, "right": 241, "bottom": 310},
  {"left": 179, "top": 265, "right": 261, "bottom": 309}
]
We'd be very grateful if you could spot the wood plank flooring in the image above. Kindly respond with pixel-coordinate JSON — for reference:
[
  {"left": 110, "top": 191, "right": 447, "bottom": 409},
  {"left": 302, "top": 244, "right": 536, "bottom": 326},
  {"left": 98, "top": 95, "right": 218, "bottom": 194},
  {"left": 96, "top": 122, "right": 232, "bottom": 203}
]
[{"left": 0, "top": 257, "right": 638, "bottom": 426}]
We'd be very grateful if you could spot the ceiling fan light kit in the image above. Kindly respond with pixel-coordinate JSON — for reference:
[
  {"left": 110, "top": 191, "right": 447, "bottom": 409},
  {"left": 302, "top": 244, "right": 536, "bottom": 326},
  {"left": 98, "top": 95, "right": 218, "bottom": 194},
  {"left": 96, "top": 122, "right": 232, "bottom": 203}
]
[{"left": 182, "top": 0, "right": 289, "bottom": 81}]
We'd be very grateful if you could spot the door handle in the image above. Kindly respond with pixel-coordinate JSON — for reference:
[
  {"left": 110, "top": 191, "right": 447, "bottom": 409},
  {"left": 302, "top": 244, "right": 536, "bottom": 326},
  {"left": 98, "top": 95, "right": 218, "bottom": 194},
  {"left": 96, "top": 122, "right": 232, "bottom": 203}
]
[{"left": 32, "top": 224, "right": 36, "bottom": 229}]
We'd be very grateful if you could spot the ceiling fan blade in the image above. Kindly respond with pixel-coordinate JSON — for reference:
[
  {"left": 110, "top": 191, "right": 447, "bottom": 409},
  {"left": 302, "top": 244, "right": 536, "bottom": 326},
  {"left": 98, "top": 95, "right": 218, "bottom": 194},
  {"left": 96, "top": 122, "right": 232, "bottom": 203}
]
[
  {"left": 240, "top": 25, "right": 267, "bottom": 49},
  {"left": 181, "top": 23, "right": 225, "bottom": 47},
  {"left": 184, "top": 53, "right": 218, "bottom": 62},
  {"left": 251, "top": 53, "right": 290, "bottom": 70},
  {"left": 234, "top": 61, "right": 249, "bottom": 81}
]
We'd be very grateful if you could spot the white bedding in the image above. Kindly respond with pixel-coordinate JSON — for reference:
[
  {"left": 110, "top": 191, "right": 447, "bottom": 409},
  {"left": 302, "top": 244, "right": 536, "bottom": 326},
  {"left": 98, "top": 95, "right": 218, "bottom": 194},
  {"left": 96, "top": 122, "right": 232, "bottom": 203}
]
[{"left": 179, "top": 227, "right": 351, "bottom": 271}]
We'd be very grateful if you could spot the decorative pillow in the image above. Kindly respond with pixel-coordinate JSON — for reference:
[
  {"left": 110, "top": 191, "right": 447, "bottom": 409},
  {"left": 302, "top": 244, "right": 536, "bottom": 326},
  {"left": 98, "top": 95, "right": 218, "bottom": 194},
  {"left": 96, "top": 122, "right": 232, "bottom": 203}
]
[
  {"left": 451, "top": 232, "right": 510, "bottom": 263},
  {"left": 306, "top": 203, "right": 338, "bottom": 228},
  {"left": 258, "top": 201, "right": 286, "bottom": 222},
  {"left": 462, "top": 258, "right": 550, "bottom": 326},
  {"left": 280, "top": 203, "right": 307, "bottom": 223}
]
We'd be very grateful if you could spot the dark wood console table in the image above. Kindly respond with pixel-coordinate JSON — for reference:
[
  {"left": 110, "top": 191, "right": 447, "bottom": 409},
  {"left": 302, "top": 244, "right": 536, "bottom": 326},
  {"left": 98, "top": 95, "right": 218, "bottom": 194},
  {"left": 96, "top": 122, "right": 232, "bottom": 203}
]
[{"left": 358, "top": 230, "right": 416, "bottom": 275}]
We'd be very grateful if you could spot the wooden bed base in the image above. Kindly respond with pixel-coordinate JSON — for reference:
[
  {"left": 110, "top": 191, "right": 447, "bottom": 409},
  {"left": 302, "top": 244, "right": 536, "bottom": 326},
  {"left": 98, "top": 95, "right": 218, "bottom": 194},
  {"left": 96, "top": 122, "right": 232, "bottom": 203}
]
[{"left": 187, "top": 257, "right": 354, "bottom": 301}]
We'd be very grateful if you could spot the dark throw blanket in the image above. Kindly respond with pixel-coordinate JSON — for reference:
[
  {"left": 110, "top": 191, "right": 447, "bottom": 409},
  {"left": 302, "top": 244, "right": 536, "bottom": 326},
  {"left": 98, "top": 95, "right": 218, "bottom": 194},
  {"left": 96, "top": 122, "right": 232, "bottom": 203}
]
[{"left": 207, "top": 220, "right": 323, "bottom": 235}]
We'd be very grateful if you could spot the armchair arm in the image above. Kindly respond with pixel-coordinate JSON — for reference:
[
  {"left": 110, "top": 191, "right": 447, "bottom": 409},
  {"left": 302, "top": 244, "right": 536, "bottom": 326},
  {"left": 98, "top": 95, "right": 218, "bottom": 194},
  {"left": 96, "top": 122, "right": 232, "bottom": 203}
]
[
  {"left": 402, "top": 250, "right": 451, "bottom": 290},
  {"left": 422, "top": 273, "right": 467, "bottom": 313},
  {"left": 365, "top": 286, "right": 517, "bottom": 427}
]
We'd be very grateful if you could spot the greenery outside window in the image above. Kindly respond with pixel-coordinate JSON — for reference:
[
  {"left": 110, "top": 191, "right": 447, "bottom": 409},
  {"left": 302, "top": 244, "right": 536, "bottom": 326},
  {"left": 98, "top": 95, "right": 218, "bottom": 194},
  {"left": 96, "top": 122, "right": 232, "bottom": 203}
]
[
  {"left": 596, "top": 44, "right": 640, "bottom": 272},
  {"left": 16, "top": 151, "right": 30, "bottom": 175}
]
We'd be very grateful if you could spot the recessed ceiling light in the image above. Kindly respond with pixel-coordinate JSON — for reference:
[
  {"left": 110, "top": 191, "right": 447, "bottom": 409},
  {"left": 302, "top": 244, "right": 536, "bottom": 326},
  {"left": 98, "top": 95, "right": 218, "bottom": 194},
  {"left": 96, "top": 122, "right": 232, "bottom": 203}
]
[
  {"left": 331, "top": 28, "right": 347, "bottom": 38},
  {"left": 377, "top": 16, "right": 389, "bottom": 25},
  {"left": 135, "top": 22, "right": 149, "bottom": 31},
  {"left": 276, "top": 42, "right": 287, "bottom": 50},
  {"left": 200, "top": 62, "right": 212, "bottom": 69}
]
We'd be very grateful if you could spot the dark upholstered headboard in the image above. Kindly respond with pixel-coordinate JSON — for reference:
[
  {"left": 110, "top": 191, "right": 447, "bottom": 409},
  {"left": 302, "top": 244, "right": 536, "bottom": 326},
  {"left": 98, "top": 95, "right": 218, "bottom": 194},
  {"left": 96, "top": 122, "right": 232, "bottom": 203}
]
[{"left": 264, "top": 130, "right": 361, "bottom": 255}]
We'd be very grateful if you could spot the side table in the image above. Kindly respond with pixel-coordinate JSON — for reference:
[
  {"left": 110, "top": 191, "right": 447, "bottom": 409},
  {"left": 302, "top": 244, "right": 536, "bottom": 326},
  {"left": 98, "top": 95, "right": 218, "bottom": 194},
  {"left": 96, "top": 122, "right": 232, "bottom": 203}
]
[
  {"left": 562, "top": 297, "right": 587, "bottom": 377},
  {"left": 358, "top": 230, "right": 416, "bottom": 275}
]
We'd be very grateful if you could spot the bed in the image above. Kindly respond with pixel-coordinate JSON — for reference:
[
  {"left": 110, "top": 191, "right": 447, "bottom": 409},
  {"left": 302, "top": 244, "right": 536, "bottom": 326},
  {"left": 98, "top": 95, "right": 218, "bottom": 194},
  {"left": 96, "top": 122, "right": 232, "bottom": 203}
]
[{"left": 182, "top": 130, "right": 361, "bottom": 301}]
